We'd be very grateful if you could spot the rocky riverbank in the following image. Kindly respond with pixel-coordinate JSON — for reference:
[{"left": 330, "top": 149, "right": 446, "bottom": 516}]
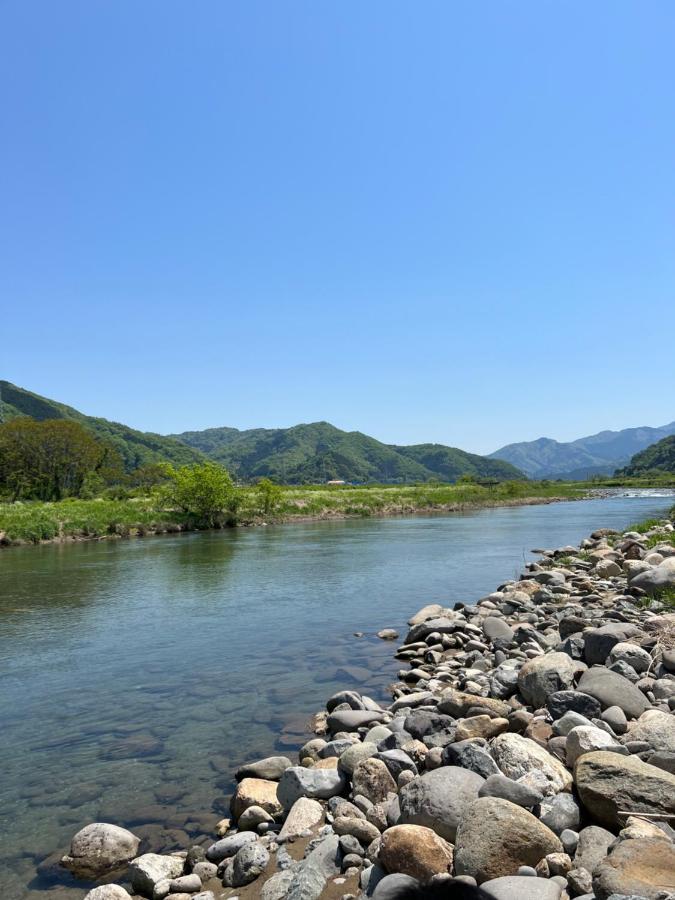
[{"left": 58, "top": 514, "right": 675, "bottom": 900}]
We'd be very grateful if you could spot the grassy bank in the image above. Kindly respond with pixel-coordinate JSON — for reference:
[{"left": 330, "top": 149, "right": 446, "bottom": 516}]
[{"left": 0, "top": 480, "right": 587, "bottom": 546}]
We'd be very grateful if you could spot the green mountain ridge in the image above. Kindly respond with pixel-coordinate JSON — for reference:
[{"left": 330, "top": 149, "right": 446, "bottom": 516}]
[
  {"left": 0, "top": 380, "right": 525, "bottom": 483},
  {"left": 170, "top": 421, "right": 525, "bottom": 484},
  {"left": 618, "top": 435, "right": 675, "bottom": 477},
  {"left": 0, "top": 381, "right": 204, "bottom": 471}
]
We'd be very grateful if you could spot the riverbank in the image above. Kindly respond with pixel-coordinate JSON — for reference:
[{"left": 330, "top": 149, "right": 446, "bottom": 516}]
[
  {"left": 54, "top": 507, "right": 675, "bottom": 900},
  {"left": 0, "top": 481, "right": 587, "bottom": 547}
]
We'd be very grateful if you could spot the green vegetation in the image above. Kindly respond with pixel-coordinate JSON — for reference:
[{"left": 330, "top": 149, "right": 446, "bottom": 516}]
[
  {"left": 0, "top": 479, "right": 585, "bottom": 546},
  {"left": 171, "top": 421, "right": 525, "bottom": 484},
  {"left": 1, "top": 380, "right": 204, "bottom": 471},
  {"left": 0, "top": 418, "right": 121, "bottom": 500},
  {"left": 160, "top": 462, "right": 238, "bottom": 527},
  {"left": 617, "top": 434, "right": 675, "bottom": 478}
]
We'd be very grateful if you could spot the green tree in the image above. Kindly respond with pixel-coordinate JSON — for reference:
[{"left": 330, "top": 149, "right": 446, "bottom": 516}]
[
  {"left": 0, "top": 418, "right": 118, "bottom": 500},
  {"left": 255, "top": 477, "right": 283, "bottom": 515},
  {"left": 160, "top": 461, "right": 238, "bottom": 527}
]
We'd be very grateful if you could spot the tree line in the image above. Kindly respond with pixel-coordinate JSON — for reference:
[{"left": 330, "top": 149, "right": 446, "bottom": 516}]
[{"left": 0, "top": 417, "right": 283, "bottom": 524}]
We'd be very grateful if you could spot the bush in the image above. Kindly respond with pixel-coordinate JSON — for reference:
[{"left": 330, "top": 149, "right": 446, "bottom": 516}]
[{"left": 159, "top": 462, "right": 238, "bottom": 527}]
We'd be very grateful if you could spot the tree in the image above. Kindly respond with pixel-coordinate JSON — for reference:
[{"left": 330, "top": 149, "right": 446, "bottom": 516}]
[
  {"left": 160, "top": 461, "right": 238, "bottom": 527},
  {"left": 0, "top": 417, "right": 118, "bottom": 500},
  {"left": 255, "top": 477, "right": 283, "bottom": 516}
]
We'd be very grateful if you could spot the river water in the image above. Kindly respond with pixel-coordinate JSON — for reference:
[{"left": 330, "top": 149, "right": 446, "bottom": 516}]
[{"left": 0, "top": 490, "right": 673, "bottom": 898}]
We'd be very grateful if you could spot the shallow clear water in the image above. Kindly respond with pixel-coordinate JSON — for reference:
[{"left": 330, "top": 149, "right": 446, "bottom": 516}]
[{"left": 0, "top": 491, "right": 673, "bottom": 898}]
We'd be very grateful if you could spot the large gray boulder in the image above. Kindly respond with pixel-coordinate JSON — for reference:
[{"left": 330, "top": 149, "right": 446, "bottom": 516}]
[
  {"left": 490, "top": 733, "right": 573, "bottom": 795},
  {"left": 231, "top": 841, "right": 270, "bottom": 886},
  {"left": 128, "top": 853, "right": 184, "bottom": 898},
  {"left": 277, "top": 766, "right": 347, "bottom": 809},
  {"left": 398, "top": 766, "right": 484, "bottom": 841},
  {"left": 630, "top": 558, "right": 675, "bottom": 594},
  {"left": 583, "top": 624, "right": 643, "bottom": 666},
  {"left": 285, "top": 834, "right": 340, "bottom": 900},
  {"left": 481, "top": 875, "right": 563, "bottom": 900},
  {"left": 326, "top": 709, "right": 386, "bottom": 732},
  {"left": 454, "top": 797, "right": 562, "bottom": 883},
  {"left": 626, "top": 709, "right": 675, "bottom": 753},
  {"left": 60, "top": 823, "right": 140, "bottom": 879},
  {"left": 576, "top": 668, "right": 651, "bottom": 719},
  {"left": 205, "top": 831, "right": 257, "bottom": 862},
  {"left": 575, "top": 751, "right": 675, "bottom": 828},
  {"left": 592, "top": 837, "right": 675, "bottom": 899},
  {"left": 573, "top": 825, "right": 615, "bottom": 874},
  {"left": 518, "top": 653, "right": 586, "bottom": 707}
]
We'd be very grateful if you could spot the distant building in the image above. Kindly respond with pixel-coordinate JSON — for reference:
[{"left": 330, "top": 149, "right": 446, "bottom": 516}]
[{"left": 326, "top": 479, "right": 346, "bottom": 485}]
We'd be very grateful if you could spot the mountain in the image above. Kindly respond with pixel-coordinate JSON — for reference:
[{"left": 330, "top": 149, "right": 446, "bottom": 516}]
[
  {"left": 171, "top": 421, "right": 525, "bottom": 484},
  {"left": 0, "top": 381, "right": 204, "bottom": 471},
  {"left": 618, "top": 435, "right": 675, "bottom": 477},
  {"left": 490, "top": 422, "right": 675, "bottom": 480}
]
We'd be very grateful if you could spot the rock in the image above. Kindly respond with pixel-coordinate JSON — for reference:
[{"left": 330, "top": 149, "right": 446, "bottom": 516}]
[
  {"left": 285, "top": 833, "right": 340, "bottom": 900},
  {"left": 169, "top": 875, "right": 201, "bottom": 893},
  {"left": 372, "top": 873, "right": 421, "bottom": 899},
  {"left": 378, "top": 824, "right": 453, "bottom": 882},
  {"left": 601, "top": 706, "right": 628, "bottom": 735},
  {"left": 377, "top": 629, "right": 399, "bottom": 640},
  {"left": 553, "top": 710, "right": 594, "bottom": 736},
  {"left": 454, "top": 797, "right": 563, "bottom": 883},
  {"left": 490, "top": 733, "right": 573, "bottom": 795},
  {"left": 518, "top": 653, "right": 586, "bottom": 707},
  {"left": 405, "top": 615, "right": 460, "bottom": 643},
  {"left": 583, "top": 624, "right": 643, "bottom": 666},
  {"left": 573, "top": 825, "right": 616, "bottom": 874},
  {"left": 352, "top": 758, "right": 397, "bottom": 805},
  {"left": 442, "top": 741, "right": 500, "bottom": 779},
  {"left": 626, "top": 709, "right": 675, "bottom": 753},
  {"left": 575, "top": 751, "right": 675, "bottom": 828},
  {"left": 455, "top": 715, "right": 510, "bottom": 742},
  {"left": 83, "top": 888, "right": 132, "bottom": 900},
  {"left": 261, "top": 869, "right": 296, "bottom": 900},
  {"left": 566, "top": 725, "right": 621, "bottom": 765},
  {"left": 630, "top": 559, "right": 675, "bottom": 594},
  {"left": 232, "top": 841, "right": 269, "bottom": 886},
  {"left": 375, "top": 750, "right": 417, "bottom": 781},
  {"left": 547, "top": 691, "right": 603, "bottom": 720},
  {"left": 238, "top": 804, "right": 274, "bottom": 830},
  {"left": 60, "top": 823, "right": 141, "bottom": 880},
  {"left": 595, "top": 560, "right": 621, "bottom": 578},
  {"left": 277, "top": 766, "right": 347, "bottom": 809},
  {"left": 191, "top": 862, "right": 217, "bottom": 881},
  {"left": 235, "top": 756, "right": 292, "bottom": 781},
  {"left": 478, "top": 774, "right": 543, "bottom": 808},
  {"left": 608, "top": 643, "right": 652, "bottom": 674},
  {"left": 205, "top": 832, "right": 257, "bottom": 862},
  {"left": 592, "top": 837, "right": 675, "bottom": 900},
  {"left": 279, "top": 797, "right": 324, "bottom": 840},
  {"left": 333, "top": 816, "right": 381, "bottom": 845},
  {"left": 481, "top": 875, "right": 563, "bottom": 900},
  {"left": 539, "top": 793, "right": 581, "bottom": 835},
  {"left": 483, "top": 617, "right": 515, "bottom": 641},
  {"left": 327, "top": 709, "right": 386, "bottom": 732},
  {"left": 438, "top": 690, "right": 510, "bottom": 718},
  {"left": 398, "top": 766, "right": 484, "bottom": 841},
  {"left": 577, "top": 668, "right": 652, "bottom": 719},
  {"left": 404, "top": 710, "right": 454, "bottom": 740},
  {"left": 128, "top": 854, "right": 185, "bottom": 898},
  {"left": 231, "top": 777, "right": 283, "bottom": 819},
  {"left": 339, "top": 742, "right": 379, "bottom": 775},
  {"left": 567, "top": 868, "right": 593, "bottom": 896}
]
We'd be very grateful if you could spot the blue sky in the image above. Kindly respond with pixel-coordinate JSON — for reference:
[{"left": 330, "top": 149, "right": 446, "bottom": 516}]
[{"left": 2, "top": 2, "right": 674, "bottom": 454}]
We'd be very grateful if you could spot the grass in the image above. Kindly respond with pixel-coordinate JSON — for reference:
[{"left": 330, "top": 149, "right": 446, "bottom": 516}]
[{"left": 0, "top": 480, "right": 587, "bottom": 545}]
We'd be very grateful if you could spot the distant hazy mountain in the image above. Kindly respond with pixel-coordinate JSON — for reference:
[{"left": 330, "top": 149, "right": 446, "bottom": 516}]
[
  {"left": 618, "top": 434, "right": 675, "bottom": 477},
  {"left": 490, "top": 422, "right": 675, "bottom": 480},
  {"left": 171, "top": 422, "right": 524, "bottom": 484},
  {"left": 0, "top": 381, "right": 204, "bottom": 471}
]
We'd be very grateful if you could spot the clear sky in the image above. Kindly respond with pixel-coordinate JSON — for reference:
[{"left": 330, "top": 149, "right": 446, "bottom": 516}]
[{"left": 2, "top": 2, "right": 674, "bottom": 454}]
